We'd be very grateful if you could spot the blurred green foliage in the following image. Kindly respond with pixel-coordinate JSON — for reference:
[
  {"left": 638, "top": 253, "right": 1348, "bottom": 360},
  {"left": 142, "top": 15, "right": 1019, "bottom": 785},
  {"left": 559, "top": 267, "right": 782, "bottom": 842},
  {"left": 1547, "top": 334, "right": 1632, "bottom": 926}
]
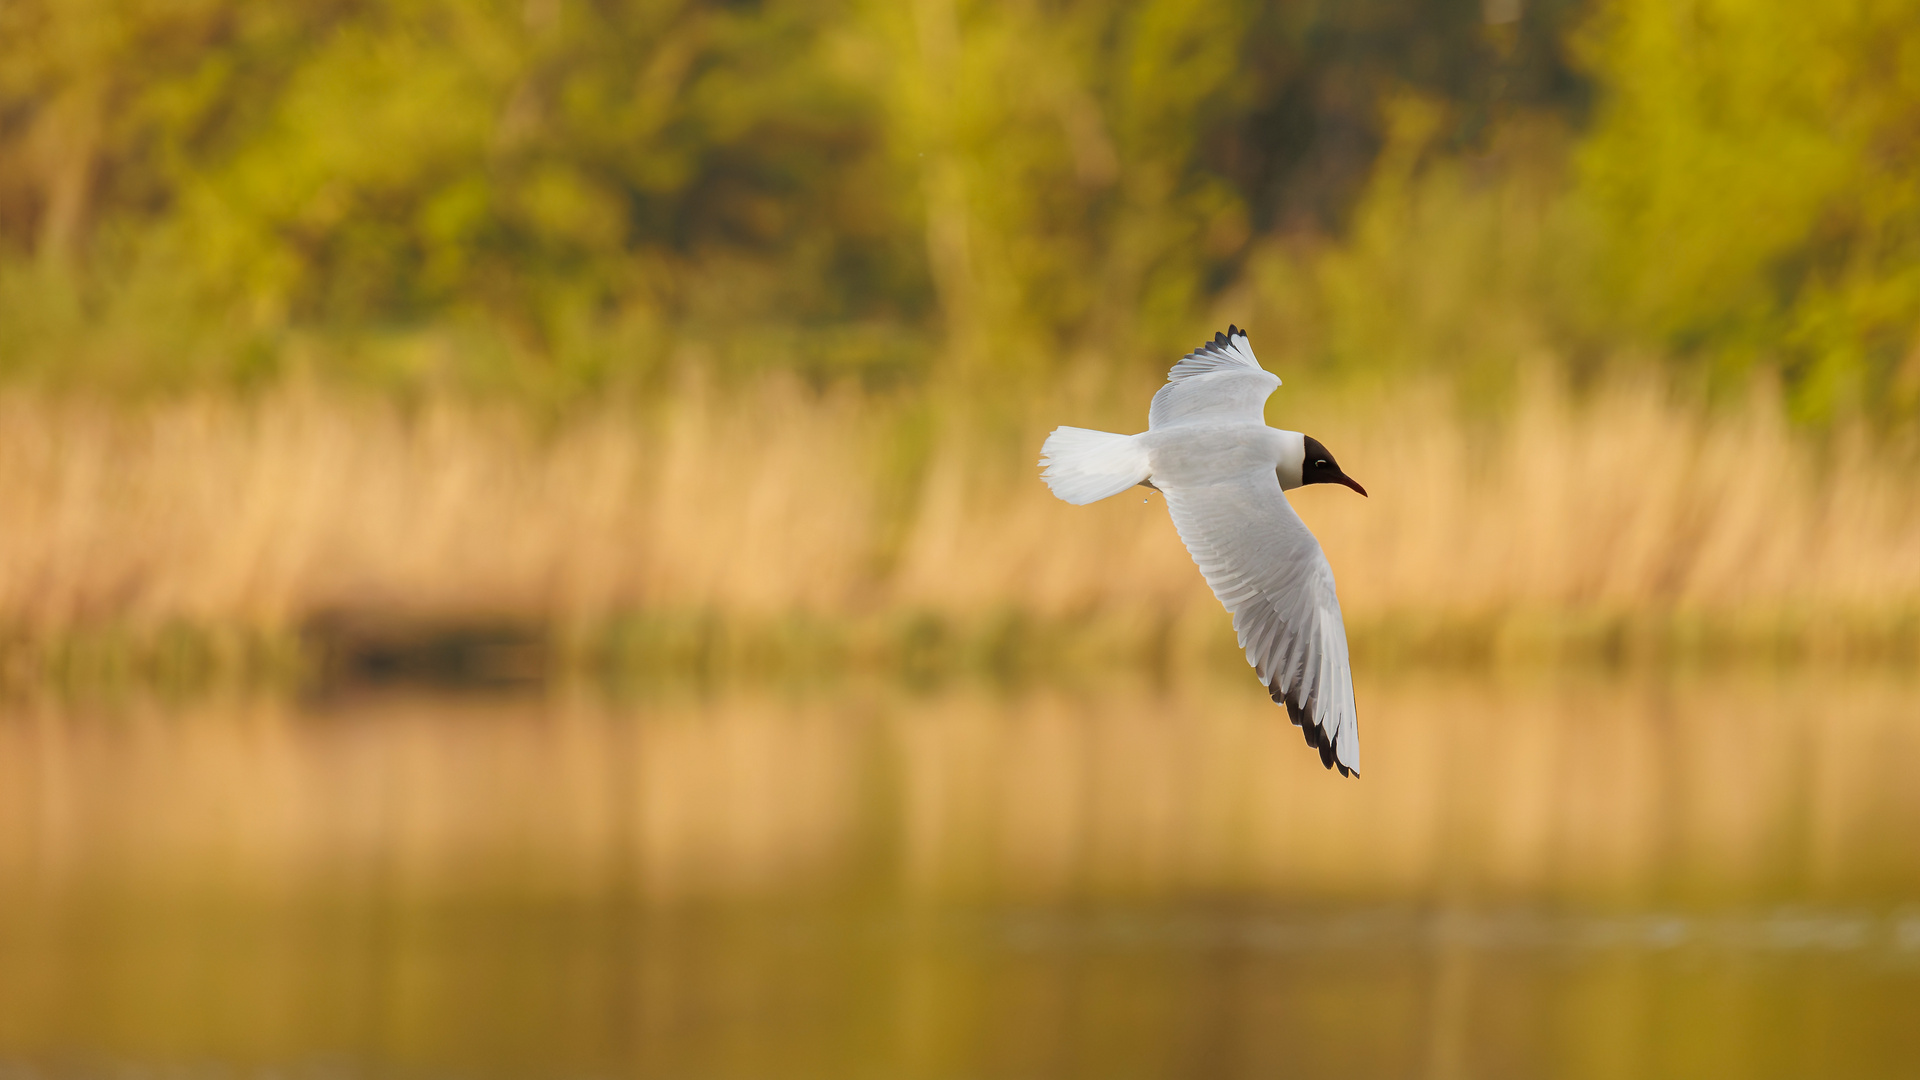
[
  {"left": 0, "top": 0, "right": 929, "bottom": 394},
  {"left": 0, "top": 0, "right": 1578, "bottom": 396},
  {"left": 0, "top": 0, "right": 1914, "bottom": 416},
  {"left": 1577, "top": 0, "right": 1920, "bottom": 418}
]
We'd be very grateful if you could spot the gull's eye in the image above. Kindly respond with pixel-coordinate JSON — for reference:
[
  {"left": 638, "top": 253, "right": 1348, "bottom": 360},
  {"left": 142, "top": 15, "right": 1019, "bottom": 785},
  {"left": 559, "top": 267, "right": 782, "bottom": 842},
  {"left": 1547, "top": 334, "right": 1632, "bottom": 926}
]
[{"left": 1314, "top": 459, "right": 1329, "bottom": 469}]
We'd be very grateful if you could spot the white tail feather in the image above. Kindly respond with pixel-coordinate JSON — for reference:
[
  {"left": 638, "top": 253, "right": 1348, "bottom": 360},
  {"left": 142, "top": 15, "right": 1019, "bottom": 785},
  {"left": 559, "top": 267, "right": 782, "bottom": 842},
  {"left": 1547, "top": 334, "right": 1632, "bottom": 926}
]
[{"left": 1038, "top": 427, "right": 1151, "bottom": 505}]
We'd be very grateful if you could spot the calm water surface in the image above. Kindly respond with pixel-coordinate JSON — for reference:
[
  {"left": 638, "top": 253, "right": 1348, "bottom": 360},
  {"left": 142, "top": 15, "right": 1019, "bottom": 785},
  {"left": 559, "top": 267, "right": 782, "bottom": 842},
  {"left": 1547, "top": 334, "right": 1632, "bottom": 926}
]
[{"left": 2, "top": 672, "right": 1918, "bottom": 1079}]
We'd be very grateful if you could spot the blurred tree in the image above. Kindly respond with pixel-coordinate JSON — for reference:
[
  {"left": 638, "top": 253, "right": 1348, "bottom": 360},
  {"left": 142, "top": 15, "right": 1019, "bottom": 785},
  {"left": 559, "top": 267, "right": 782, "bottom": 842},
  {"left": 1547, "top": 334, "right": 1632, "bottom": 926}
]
[
  {"left": 58, "top": 0, "right": 1920, "bottom": 408},
  {"left": 1221, "top": 0, "right": 1588, "bottom": 235},
  {"left": 863, "top": 0, "right": 1587, "bottom": 387},
  {"left": 0, "top": 0, "right": 929, "bottom": 389},
  {"left": 1578, "top": 0, "right": 1920, "bottom": 417}
]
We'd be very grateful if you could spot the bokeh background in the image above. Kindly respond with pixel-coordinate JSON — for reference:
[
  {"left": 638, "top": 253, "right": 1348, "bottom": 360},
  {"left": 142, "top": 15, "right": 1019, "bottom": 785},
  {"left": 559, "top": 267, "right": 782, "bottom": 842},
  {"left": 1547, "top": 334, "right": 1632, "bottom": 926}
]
[{"left": 2, "top": 1, "right": 1920, "bottom": 1077}]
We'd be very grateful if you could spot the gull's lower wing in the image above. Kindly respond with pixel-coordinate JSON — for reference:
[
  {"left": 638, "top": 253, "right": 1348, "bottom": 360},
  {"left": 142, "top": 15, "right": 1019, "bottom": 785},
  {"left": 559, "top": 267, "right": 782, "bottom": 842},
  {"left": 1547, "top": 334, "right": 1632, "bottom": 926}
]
[{"left": 1159, "top": 470, "right": 1359, "bottom": 776}]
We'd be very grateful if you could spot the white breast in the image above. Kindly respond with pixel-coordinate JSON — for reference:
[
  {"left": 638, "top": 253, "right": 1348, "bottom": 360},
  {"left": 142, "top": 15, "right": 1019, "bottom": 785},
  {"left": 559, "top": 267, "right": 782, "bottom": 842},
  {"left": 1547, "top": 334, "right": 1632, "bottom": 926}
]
[
  {"left": 1143, "top": 425, "right": 1296, "bottom": 489},
  {"left": 1273, "top": 429, "right": 1307, "bottom": 490}
]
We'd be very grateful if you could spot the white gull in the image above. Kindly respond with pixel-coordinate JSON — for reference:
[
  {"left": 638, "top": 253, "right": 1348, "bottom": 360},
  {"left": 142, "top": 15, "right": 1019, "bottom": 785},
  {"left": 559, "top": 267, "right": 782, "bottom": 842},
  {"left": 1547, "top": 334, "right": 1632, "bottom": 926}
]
[{"left": 1038, "top": 326, "right": 1366, "bottom": 776}]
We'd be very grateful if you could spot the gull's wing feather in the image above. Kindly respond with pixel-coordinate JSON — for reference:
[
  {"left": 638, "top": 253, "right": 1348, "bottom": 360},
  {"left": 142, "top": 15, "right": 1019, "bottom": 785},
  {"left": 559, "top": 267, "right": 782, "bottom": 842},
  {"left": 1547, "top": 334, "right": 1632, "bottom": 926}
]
[
  {"left": 1160, "top": 469, "right": 1359, "bottom": 776},
  {"left": 1149, "top": 326, "right": 1281, "bottom": 430}
]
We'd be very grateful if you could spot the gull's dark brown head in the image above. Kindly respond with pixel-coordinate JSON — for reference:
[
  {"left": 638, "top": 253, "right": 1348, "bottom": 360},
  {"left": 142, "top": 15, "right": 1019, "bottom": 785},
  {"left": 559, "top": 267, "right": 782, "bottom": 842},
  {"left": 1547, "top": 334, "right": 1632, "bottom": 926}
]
[{"left": 1300, "top": 435, "right": 1367, "bottom": 496}]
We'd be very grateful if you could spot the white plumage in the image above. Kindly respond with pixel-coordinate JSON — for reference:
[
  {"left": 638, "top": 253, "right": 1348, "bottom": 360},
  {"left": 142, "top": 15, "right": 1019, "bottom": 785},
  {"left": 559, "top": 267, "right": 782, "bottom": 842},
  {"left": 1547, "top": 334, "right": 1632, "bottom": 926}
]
[{"left": 1038, "top": 327, "right": 1363, "bottom": 777}]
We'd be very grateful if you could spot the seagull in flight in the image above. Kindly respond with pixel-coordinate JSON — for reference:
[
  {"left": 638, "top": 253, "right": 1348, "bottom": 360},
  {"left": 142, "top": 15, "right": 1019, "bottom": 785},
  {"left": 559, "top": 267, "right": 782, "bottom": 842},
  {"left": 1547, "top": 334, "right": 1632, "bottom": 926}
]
[{"left": 1038, "top": 327, "right": 1366, "bottom": 777}]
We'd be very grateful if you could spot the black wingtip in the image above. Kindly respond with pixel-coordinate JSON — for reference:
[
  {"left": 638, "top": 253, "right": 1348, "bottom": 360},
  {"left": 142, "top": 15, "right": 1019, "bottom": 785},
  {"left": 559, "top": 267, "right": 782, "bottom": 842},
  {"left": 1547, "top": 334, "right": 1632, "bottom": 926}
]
[
  {"left": 1273, "top": 680, "right": 1351, "bottom": 776},
  {"left": 1227, "top": 323, "right": 1240, "bottom": 339}
]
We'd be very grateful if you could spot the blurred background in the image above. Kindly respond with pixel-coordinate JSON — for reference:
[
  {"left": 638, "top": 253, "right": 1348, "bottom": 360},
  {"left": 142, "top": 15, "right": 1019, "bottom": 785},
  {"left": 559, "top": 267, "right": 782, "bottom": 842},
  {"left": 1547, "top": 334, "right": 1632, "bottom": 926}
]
[{"left": 2, "top": 0, "right": 1920, "bottom": 1077}]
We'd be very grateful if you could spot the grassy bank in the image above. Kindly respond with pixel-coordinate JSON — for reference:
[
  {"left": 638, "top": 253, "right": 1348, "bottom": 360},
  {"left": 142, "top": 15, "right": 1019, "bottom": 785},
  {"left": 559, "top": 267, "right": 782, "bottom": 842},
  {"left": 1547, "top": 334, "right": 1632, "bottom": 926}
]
[{"left": 2, "top": 371, "right": 1916, "bottom": 688}]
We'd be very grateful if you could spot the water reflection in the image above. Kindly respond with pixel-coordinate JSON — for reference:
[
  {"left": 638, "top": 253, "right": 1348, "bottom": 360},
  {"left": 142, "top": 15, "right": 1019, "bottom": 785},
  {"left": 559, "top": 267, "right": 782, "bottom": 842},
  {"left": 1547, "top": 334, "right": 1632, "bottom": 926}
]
[{"left": 1, "top": 673, "right": 1918, "bottom": 1078}]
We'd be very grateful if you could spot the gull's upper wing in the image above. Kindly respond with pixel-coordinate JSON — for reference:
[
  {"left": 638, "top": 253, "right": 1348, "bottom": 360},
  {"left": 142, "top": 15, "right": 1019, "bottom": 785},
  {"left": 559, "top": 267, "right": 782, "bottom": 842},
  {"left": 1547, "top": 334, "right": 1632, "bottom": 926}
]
[
  {"left": 1148, "top": 326, "right": 1281, "bottom": 430},
  {"left": 1160, "top": 468, "right": 1359, "bottom": 776}
]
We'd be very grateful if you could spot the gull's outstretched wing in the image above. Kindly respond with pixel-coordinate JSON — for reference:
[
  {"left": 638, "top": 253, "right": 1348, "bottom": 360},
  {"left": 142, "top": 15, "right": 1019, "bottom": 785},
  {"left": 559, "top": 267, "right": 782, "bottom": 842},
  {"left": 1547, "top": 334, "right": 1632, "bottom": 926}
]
[
  {"left": 1160, "top": 469, "right": 1359, "bottom": 776},
  {"left": 1148, "top": 326, "right": 1281, "bottom": 430}
]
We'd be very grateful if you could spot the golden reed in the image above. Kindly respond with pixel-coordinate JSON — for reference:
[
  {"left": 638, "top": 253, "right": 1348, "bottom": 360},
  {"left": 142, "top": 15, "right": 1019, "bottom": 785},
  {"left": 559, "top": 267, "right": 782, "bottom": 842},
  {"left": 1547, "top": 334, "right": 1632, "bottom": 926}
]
[{"left": 0, "top": 372, "right": 1915, "bottom": 678}]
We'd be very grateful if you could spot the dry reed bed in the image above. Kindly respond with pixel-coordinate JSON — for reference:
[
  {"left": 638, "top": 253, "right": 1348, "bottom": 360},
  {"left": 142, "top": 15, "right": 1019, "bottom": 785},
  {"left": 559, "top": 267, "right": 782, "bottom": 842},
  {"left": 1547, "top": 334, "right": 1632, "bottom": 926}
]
[{"left": 0, "top": 377, "right": 1916, "bottom": 670}]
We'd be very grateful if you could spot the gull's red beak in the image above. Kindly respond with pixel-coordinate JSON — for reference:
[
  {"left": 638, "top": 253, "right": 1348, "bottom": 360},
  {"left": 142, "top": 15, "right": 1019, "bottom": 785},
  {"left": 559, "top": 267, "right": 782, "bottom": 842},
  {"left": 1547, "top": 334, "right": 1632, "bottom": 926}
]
[{"left": 1336, "top": 474, "right": 1368, "bottom": 497}]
